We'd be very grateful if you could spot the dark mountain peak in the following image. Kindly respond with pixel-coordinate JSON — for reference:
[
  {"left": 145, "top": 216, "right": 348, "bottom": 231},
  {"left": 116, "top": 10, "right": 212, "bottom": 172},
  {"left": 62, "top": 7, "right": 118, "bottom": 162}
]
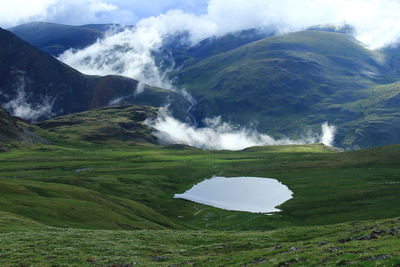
[
  {"left": 9, "top": 21, "right": 104, "bottom": 56},
  {"left": 8, "top": 21, "right": 133, "bottom": 56},
  {"left": 0, "top": 28, "right": 190, "bottom": 122}
]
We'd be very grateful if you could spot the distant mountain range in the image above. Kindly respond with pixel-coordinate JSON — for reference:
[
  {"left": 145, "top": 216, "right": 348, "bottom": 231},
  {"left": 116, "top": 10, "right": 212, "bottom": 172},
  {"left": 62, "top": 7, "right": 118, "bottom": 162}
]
[
  {"left": 2, "top": 22, "right": 400, "bottom": 149},
  {"left": 9, "top": 22, "right": 112, "bottom": 56}
]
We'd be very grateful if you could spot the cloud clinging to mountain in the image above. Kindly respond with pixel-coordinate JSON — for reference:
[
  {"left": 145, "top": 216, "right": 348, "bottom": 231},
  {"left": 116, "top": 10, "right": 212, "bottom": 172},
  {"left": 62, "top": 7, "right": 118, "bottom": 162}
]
[
  {"left": 2, "top": 0, "right": 400, "bottom": 49},
  {"left": 55, "top": 0, "right": 400, "bottom": 91},
  {"left": 145, "top": 108, "right": 337, "bottom": 150}
]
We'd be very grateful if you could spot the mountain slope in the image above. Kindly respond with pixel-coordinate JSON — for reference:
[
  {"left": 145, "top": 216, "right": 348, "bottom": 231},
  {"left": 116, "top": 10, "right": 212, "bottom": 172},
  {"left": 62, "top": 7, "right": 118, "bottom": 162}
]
[
  {"left": 37, "top": 105, "right": 159, "bottom": 145},
  {"left": 171, "top": 30, "right": 400, "bottom": 149},
  {"left": 157, "top": 28, "right": 275, "bottom": 70},
  {"left": 0, "top": 106, "right": 26, "bottom": 144},
  {"left": 334, "top": 80, "right": 400, "bottom": 148},
  {"left": 0, "top": 106, "right": 48, "bottom": 150},
  {"left": 0, "top": 176, "right": 180, "bottom": 230},
  {"left": 0, "top": 27, "right": 189, "bottom": 122}
]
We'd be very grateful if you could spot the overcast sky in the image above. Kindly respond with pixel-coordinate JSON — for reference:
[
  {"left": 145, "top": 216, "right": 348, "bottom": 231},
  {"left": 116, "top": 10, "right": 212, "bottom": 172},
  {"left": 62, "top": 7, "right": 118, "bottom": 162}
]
[
  {"left": 1, "top": 0, "right": 400, "bottom": 49},
  {"left": 0, "top": 0, "right": 208, "bottom": 27}
]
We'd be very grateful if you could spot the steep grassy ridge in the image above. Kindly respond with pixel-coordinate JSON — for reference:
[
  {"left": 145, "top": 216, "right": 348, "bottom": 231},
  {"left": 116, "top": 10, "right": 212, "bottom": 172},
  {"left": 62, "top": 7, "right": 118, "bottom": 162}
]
[{"left": 335, "top": 81, "right": 400, "bottom": 148}]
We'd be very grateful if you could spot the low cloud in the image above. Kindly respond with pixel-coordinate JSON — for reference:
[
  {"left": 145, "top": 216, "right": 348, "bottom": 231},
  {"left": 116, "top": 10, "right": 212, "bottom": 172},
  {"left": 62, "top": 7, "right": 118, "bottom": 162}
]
[
  {"left": 107, "top": 81, "right": 146, "bottom": 106},
  {"left": 3, "top": 73, "right": 54, "bottom": 121},
  {"left": 4, "top": 88, "right": 54, "bottom": 121},
  {"left": 134, "top": 81, "right": 145, "bottom": 95},
  {"left": 5, "top": 1, "right": 400, "bottom": 49},
  {"left": 59, "top": 27, "right": 174, "bottom": 89},
  {"left": 145, "top": 108, "right": 336, "bottom": 150},
  {"left": 320, "top": 122, "right": 336, "bottom": 147},
  {"left": 0, "top": 0, "right": 136, "bottom": 28},
  {"left": 57, "top": 0, "right": 400, "bottom": 91}
]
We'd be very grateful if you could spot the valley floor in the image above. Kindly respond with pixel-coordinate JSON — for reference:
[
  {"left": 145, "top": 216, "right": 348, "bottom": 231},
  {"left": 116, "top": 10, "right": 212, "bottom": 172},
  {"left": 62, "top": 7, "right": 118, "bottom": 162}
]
[
  {"left": 1, "top": 211, "right": 400, "bottom": 266},
  {"left": 1, "top": 140, "right": 400, "bottom": 265}
]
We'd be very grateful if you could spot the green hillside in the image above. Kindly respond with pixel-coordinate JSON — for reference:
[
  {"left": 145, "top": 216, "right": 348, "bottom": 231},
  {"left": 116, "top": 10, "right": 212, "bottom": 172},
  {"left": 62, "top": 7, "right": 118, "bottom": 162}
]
[
  {"left": 1, "top": 106, "right": 400, "bottom": 265},
  {"left": 1, "top": 106, "right": 400, "bottom": 231},
  {"left": 336, "top": 81, "right": 400, "bottom": 148},
  {"left": 2, "top": 141, "right": 400, "bottom": 231},
  {"left": 1, "top": 141, "right": 400, "bottom": 266},
  {"left": 3, "top": 27, "right": 400, "bottom": 265},
  {"left": 36, "top": 105, "right": 159, "bottom": 145},
  {"left": 0, "top": 106, "right": 48, "bottom": 151},
  {"left": 171, "top": 30, "right": 400, "bottom": 149},
  {"left": 1, "top": 210, "right": 399, "bottom": 266}
]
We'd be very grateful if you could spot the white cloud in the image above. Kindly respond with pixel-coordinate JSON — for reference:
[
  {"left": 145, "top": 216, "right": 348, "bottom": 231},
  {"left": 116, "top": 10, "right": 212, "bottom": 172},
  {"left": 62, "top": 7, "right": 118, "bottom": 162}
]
[
  {"left": 107, "top": 0, "right": 208, "bottom": 18},
  {"left": 145, "top": 108, "right": 336, "bottom": 150},
  {"left": 320, "top": 122, "right": 336, "bottom": 147},
  {"left": 0, "top": 0, "right": 136, "bottom": 27},
  {"left": 4, "top": 90, "right": 54, "bottom": 121},
  {"left": 58, "top": 26, "right": 173, "bottom": 89},
  {"left": 135, "top": 81, "right": 145, "bottom": 95},
  {"left": 107, "top": 81, "right": 146, "bottom": 106},
  {"left": 55, "top": 0, "right": 400, "bottom": 91},
  {"left": 0, "top": 0, "right": 208, "bottom": 28},
  {"left": 1, "top": 0, "right": 396, "bottom": 147},
  {"left": 3, "top": 0, "right": 400, "bottom": 48},
  {"left": 44, "top": 0, "right": 136, "bottom": 26},
  {"left": 204, "top": 0, "right": 400, "bottom": 48},
  {"left": 0, "top": 0, "right": 56, "bottom": 27},
  {"left": 3, "top": 72, "right": 54, "bottom": 121}
]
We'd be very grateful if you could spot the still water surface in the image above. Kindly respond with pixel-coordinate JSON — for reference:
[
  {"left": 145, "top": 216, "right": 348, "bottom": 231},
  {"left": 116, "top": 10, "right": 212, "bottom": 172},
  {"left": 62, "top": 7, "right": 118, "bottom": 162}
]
[{"left": 174, "top": 176, "right": 293, "bottom": 213}]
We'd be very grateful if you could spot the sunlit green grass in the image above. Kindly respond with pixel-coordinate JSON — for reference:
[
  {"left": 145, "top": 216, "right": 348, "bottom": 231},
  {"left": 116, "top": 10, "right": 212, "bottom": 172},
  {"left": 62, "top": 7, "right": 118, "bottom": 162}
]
[
  {"left": 1, "top": 138, "right": 400, "bottom": 265},
  {"left": 1, "top": 211, "right": 399, "bottom": 266},
  {"left": 1, "top": 142, "right": 400, "bottom": 231}
]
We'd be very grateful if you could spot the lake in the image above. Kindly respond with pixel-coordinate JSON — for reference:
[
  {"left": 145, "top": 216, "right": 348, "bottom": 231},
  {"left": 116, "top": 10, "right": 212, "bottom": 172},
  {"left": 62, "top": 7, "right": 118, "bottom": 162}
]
[{"left": 174, "top": 176, "right": 293, "bottom": 213}]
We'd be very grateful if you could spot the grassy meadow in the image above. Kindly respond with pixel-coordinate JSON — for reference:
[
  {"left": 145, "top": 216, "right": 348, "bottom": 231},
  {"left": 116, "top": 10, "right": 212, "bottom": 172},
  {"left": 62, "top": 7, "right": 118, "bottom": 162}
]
[
  {"left": 1, "top": 136, "right": 400, "bottom": 265},
  {"left": 1, "top": 210, "right": 400, "bottom": 266}
]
